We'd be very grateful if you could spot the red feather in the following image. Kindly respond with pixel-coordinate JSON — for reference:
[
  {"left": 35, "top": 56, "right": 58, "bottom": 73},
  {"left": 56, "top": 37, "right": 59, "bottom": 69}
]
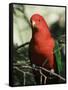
[{"left": 29, "top": 14, "right": 55, "bottom": 70}]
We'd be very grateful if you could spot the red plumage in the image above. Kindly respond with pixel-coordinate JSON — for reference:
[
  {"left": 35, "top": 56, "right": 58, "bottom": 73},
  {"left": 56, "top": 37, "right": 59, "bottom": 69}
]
[{"left": 29, "top": 14, "right": 55, "bottom": 71}]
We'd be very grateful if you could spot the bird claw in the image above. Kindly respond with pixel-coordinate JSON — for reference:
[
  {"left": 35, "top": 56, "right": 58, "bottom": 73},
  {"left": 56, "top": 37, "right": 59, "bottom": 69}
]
[
  {"left": 50, "top": 69, "right": 54, "bottom": 74},
  {"left": 49, "top": 69, "right": 54, "bottom": 78}
]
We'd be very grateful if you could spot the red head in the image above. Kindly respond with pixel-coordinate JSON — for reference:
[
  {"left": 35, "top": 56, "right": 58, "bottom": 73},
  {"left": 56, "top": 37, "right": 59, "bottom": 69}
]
[{"left": 30, "top": 14, "right": 49, "bottom": 33}]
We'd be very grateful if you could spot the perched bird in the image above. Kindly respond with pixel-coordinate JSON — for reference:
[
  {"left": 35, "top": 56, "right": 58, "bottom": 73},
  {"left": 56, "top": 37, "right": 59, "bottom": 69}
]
[{"left": 29, "top": 14, "right": 61, "bottom": 84}]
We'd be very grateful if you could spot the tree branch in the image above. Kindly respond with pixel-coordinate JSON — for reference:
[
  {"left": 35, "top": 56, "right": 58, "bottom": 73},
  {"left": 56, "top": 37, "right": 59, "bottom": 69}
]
[
  {"left": 13, "top": 65, "right": 65, "bottom": 81},
  {"left": 16, "top": 42, "right": 30, "bottom": 50}
]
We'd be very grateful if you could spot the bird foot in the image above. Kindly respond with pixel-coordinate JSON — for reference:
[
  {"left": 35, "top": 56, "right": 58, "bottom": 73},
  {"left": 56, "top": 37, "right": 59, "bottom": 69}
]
[
  {"left": 49, "top": 69, "right": 54, "bottom": 79},
  {"left": 50, "top": 69, "right": 54, "bottom": 73}
]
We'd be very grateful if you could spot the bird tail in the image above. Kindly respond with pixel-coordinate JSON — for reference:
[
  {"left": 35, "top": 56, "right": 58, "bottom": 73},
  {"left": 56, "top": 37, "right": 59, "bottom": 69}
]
[{"left": 54, "top": 41, "right": 62, "bottom": 74}]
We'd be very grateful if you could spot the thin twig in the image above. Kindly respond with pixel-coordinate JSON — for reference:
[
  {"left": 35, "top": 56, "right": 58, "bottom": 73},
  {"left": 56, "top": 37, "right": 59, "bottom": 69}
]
[
  {"left": 23, "top": 66, "right": 65, "bottom": 81},
  {"left": 16, "top": 42, "right": 30, "bottom": 50},
  {"left": 40, "top": 69, "right": 47, "bottom": 84},
  {"left": 23, "top": 73, "right": 26, "bottom": 85},
  {"left": 13, "top": 65, "right": 65, "bottom": 81},
  {"left": 39, "top": 67, "right": 65, "bottom": 81},
  {"left": 13, "top": 66, "right": 33, "bottom": 75},
  {"left": 42, "top": 59, "right": 48, "bottom": 66}
]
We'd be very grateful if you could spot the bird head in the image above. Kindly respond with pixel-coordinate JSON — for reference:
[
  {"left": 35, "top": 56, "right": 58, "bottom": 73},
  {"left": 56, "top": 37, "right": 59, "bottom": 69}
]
[{"left": 30, "top": 14, "right": 46, "bottom": 32}]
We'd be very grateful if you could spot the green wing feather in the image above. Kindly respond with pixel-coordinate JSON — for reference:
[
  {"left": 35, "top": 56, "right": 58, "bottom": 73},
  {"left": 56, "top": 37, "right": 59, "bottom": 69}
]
[{"left": 54, "top": 41, "right": 62, "bottom": 73}]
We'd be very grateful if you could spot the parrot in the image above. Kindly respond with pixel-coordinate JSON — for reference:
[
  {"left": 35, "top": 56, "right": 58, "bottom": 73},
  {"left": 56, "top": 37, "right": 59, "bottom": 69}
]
[{"left": 29, "top": 14, "right": 62, "bottom": 84}]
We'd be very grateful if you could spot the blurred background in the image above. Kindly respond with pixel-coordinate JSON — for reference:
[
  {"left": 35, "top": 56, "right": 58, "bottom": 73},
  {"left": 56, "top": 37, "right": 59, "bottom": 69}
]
[
  {"left": 13, "top": 4, "right": 65, "bottom": 46},
  {"left": 12, "top": 4, "right": 66, "bottom": 86}
]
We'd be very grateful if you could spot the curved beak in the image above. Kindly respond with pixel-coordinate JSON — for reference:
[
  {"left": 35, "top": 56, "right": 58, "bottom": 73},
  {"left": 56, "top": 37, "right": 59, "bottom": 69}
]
[
  {"left": 31, "top": 20, "right": 36, "bottom": 28},
  {"left": 32, "top": 20, "right": 35, "bottom": 26}
]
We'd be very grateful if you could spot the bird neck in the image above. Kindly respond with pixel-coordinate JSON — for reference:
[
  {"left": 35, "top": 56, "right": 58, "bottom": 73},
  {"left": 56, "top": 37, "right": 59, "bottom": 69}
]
[{"left": 32, "top": 26, "right": 51, "bottom": 39}]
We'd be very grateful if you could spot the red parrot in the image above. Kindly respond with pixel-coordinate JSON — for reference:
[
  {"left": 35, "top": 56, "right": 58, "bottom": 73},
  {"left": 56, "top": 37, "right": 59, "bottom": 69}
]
[{"left": 29, "top": 14, "right": 56, "bottom": 84}]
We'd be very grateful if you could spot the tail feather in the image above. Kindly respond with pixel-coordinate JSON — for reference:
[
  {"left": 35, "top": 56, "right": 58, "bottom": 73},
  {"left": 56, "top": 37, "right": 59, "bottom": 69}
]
[{"left": 54, "top": 41, "right": 62, "bottom": 74}]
